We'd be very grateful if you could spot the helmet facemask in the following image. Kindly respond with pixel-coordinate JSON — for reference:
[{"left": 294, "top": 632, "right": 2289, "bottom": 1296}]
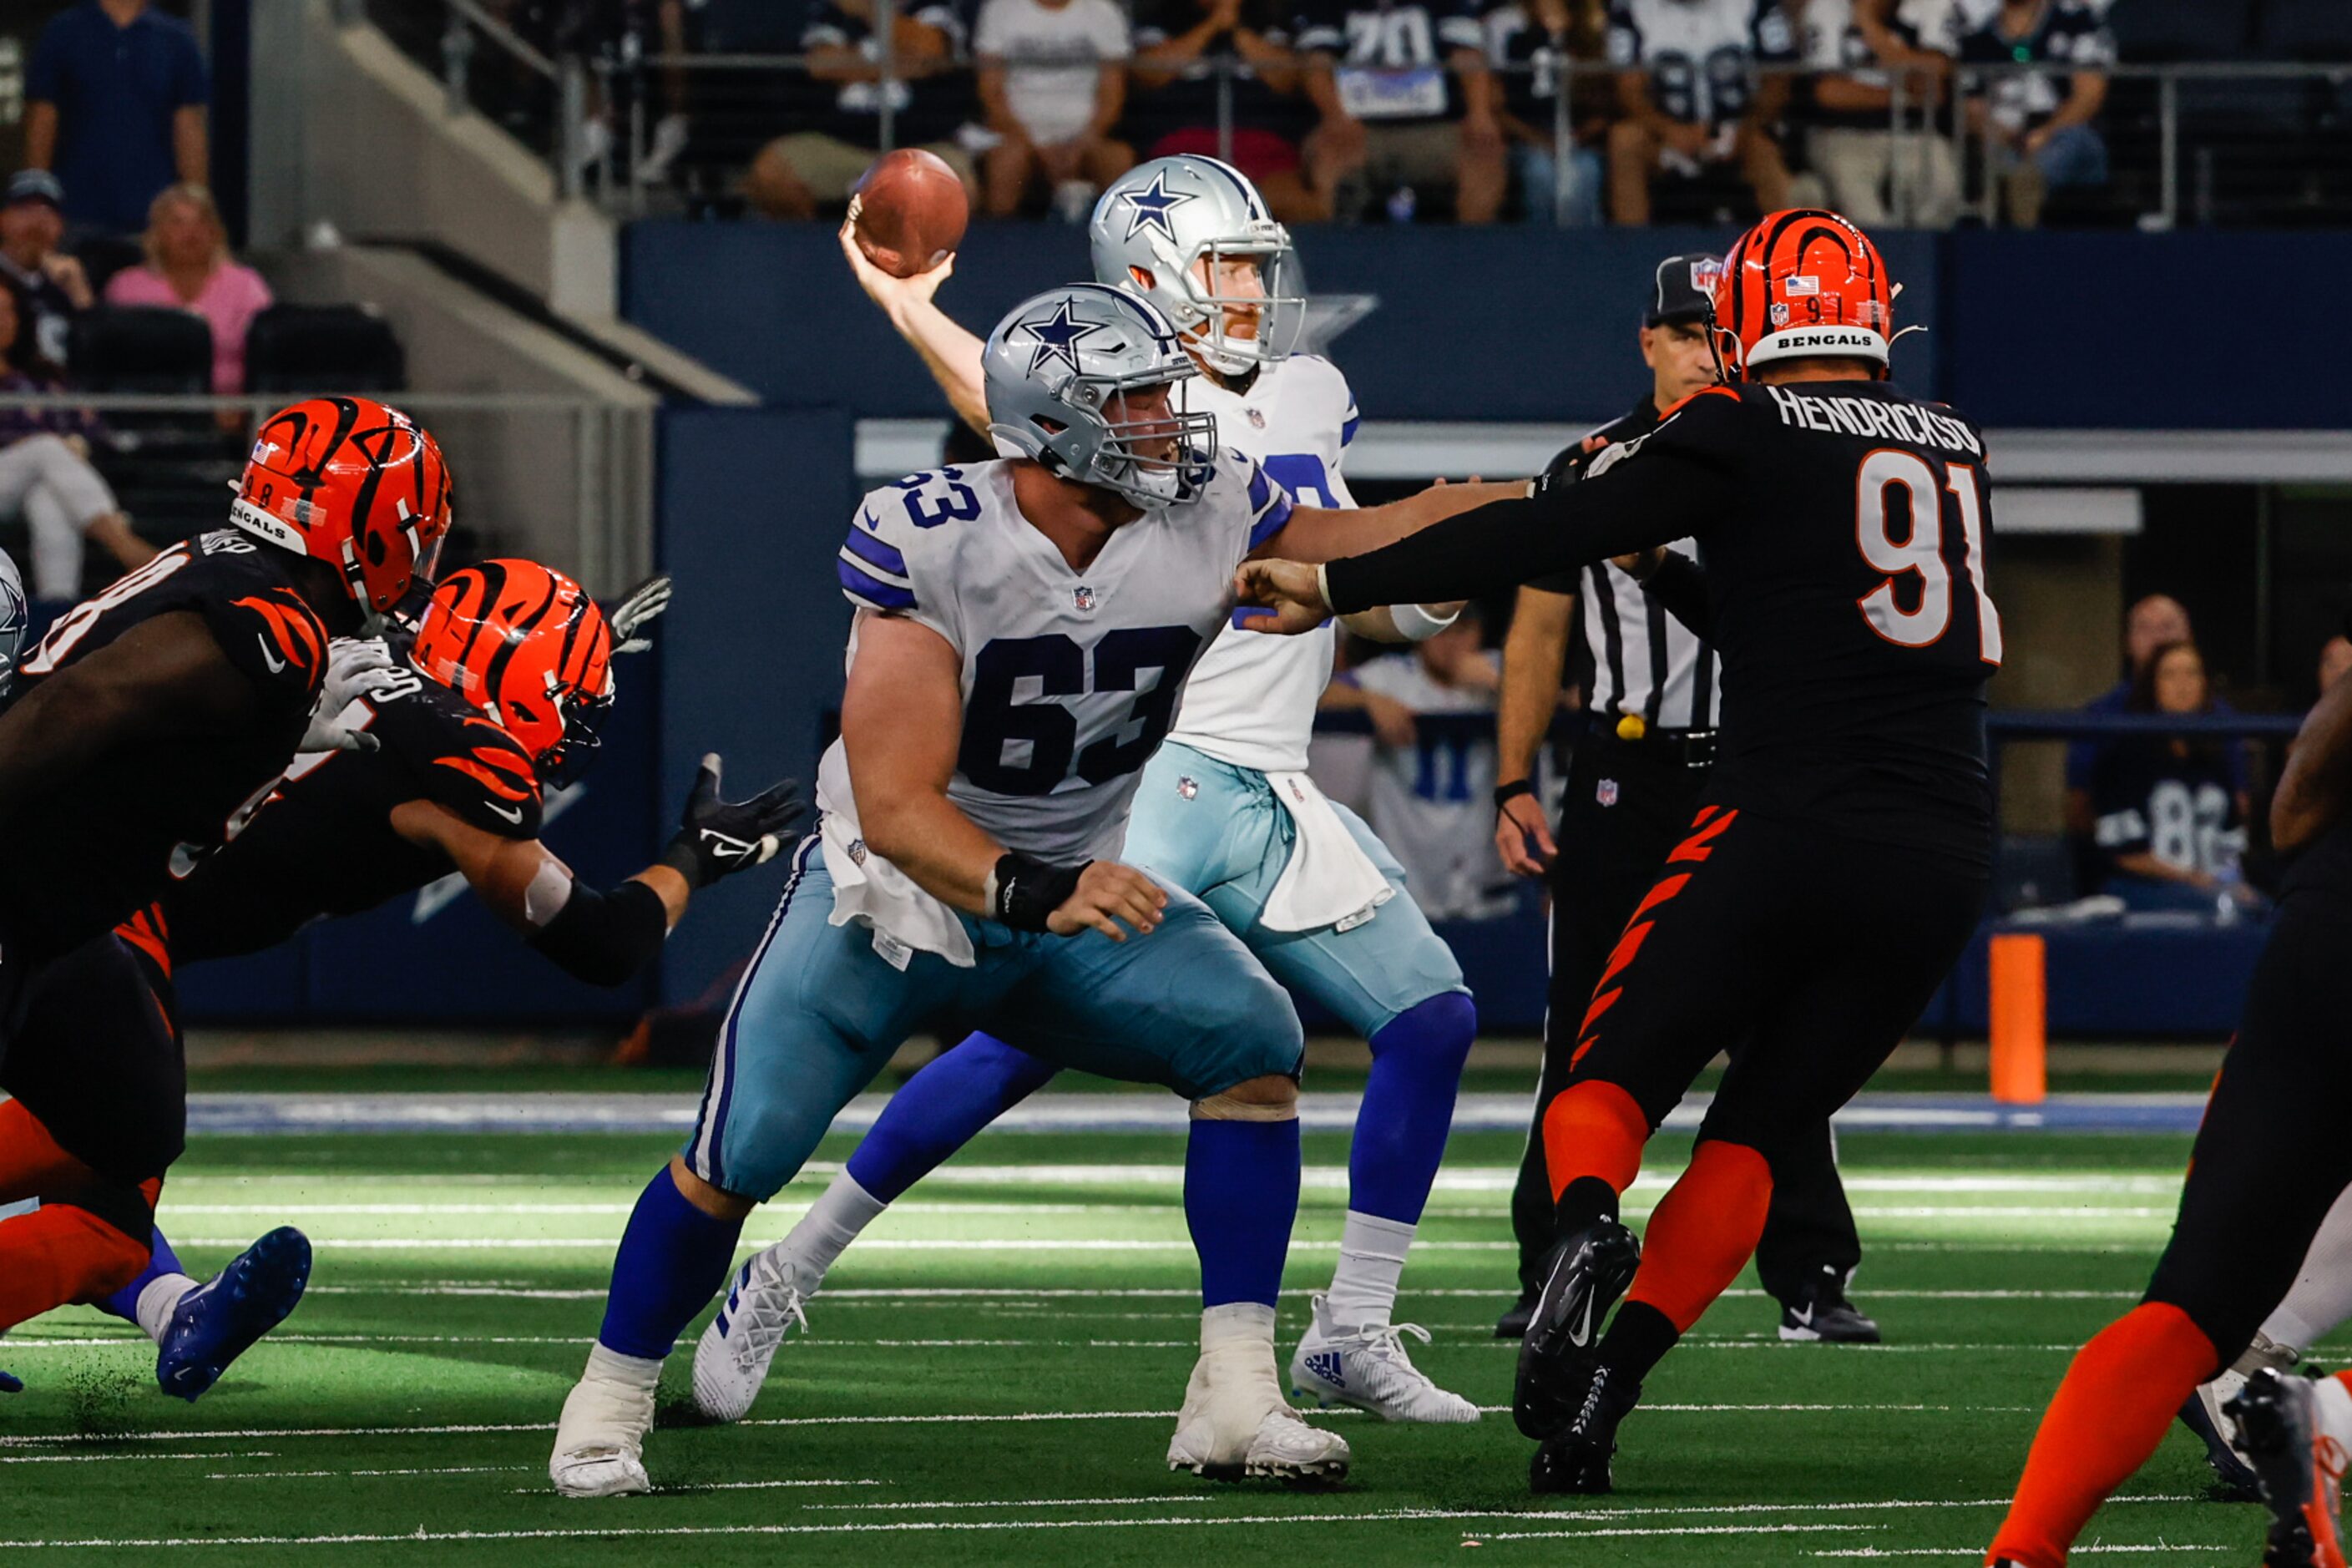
[
  {"left": 1153, "top": 237, "right": 1305, "bottom": 378},
  {"left": 1061, "top": 368, "right": 1218, "bottom": 508},
  {"left": 534, "top": 674, "right": 615, "bottom": 789}
]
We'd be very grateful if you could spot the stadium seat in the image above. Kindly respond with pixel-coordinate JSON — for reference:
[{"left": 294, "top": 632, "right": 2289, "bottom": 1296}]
[
  {"left": 2111, "top": 0, "right": 2251, "bottom": 61},
  {"left": 2258, "top": 0, "right": 2352, "bottom": 60},
  {"left": 70, "top": 233, "right": 145, "bottom": 298},
  {"left": 68, "top": 306, "right": 212, "bottom": 394},
  {"left": 243, "top": 304, "right": 407, "bottom": 394}
]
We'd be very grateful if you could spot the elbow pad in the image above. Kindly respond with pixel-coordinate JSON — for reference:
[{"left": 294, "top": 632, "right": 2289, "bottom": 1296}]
[{"left": 525, "top": 878, "right": 670, "bottom": 987}]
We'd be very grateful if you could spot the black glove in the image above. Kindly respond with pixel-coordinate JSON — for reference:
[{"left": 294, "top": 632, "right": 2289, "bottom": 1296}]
[{"left": 660, "top": 754, "right": 807, "bottom": 890}]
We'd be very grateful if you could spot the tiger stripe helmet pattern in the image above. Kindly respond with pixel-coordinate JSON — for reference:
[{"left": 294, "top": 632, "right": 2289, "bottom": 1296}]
[
  {"left": 410, "top": 560, "right": 617, "bottom": 789},
  {"left": 1712, "top": 209, "right": 1895, "bottom": 377},
  {"left": 231, "top": 397, "right": 454, "bottom": 614}
]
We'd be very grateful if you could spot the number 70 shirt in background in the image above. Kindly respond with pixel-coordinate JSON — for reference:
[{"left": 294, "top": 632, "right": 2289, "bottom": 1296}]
[{"left": 818, "top": 449, "right": 1293, "bottom": 965}]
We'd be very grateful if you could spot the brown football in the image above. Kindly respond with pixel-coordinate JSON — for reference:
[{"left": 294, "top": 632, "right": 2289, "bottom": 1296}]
[{"left": 852, "top": 149, "right": 970, "bottom": 279}]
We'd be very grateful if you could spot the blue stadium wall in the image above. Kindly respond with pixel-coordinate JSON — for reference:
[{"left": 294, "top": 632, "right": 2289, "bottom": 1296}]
[{"left": 180, "top": 227, "right": 2352, "bottom": 1030}]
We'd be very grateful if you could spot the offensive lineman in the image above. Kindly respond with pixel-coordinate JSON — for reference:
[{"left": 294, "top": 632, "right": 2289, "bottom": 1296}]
[
  {"left": 1235, "top": 210, "right": 2002, "bottom": 1495},
  {"left": 549, "top": 283, "right": 1510, "bottom": 1497},
  {"left": 0, "top": 397, "right": 453, "bottom": 1330},
  {"left": 697, "top": 154, "right": 1488, "bottom": 1428},
  {"left": 0, "top": 561, "right": 805, "bottom": 1393}
]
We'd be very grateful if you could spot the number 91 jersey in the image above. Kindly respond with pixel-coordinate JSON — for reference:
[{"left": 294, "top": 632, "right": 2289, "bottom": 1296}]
[{"left": 821, "top": 450, "right": 1293, "bottom": 897}]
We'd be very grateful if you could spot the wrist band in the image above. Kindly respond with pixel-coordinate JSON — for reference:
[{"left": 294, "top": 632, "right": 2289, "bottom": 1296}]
[
  {"left": 1315, "top": 562, "right": 1333, "bottom": 615},
  {"left": 1388, "top": 602, "right": 1460, "bottom": 642},
  {"left": 1494, "top": 779, "right": 1536, "bottom": 812},
  {"left": 993, "top": 852, "right": 1090, "bottom": 933}
]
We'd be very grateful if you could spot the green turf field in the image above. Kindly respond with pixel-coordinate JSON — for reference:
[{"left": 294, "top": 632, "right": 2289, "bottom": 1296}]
[{"left": 3, "top": 1119, "right": 2290, "bottom": 1565}]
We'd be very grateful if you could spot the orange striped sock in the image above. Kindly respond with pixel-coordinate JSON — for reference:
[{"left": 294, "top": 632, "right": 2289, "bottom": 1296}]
[
  {"left": 0, "top": 1201, "right": 154, "bottom": 1333},
  {"left": 0, "top": 1099, "right": 89, "bottom": 1206},
  {"left": 1985, "top": 1302, "right": 2219, "bottom": 1567},
  {"left": 1624, "top": 1140, "right": 1773, "bottom": 1333}
]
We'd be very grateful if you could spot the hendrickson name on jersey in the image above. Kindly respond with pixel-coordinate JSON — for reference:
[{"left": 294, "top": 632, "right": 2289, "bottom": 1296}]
[{"left": 1762, "top": 386, "right": 1983, "bottom": 455}]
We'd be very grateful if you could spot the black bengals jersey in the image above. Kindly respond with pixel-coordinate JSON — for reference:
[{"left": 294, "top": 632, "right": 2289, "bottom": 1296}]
[
  {"left": 140, "top": 651, "right": 546, "bottom": 966},
  {"left": 0, "top": 531, "right": 338, "bottom": 963},
  {"left": 1322, "top": 379, "right": 2002, "bottom": 865}
]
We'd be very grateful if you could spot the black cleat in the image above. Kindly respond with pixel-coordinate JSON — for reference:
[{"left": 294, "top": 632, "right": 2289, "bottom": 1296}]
[
  {"left": 1514, "top": 1218, "right": 1640, "bottom": 1439},
  {"left": 1777, "top": 1267, "right": 1881, "bottom": 1344},
  {"left": 1494, "top": 1293, "right": 1535, "bottom": 1340},
  {"left": 1529, "top": 1360, "right": 1641, "bottom": 1495},
  {"left": 2177, "top": 1383, "right": 2263, "bottom": 1502},
  {"left": 2228, "top": 1368, "right": 2347, "bottom": 1568}
]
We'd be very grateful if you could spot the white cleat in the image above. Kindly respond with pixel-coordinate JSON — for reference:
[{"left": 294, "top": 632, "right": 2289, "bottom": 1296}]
[
  {"left": 1289, "top": 1292, "right": 1480, "bottom": 1424},
  {"left": 549, "top": 1344, "right": 660, "bottom": 1498},
  {"left": 1168, "top": 1329, "right": 1351, "bottom": 1483},
  {"left": 691, "top": 1252, "right": 812, "bottom": 1424}
]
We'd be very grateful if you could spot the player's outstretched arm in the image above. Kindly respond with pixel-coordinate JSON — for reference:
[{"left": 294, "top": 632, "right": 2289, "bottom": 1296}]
[
  {"left": 839, "top": 216, "right": 990, "bottom": 440},
  {"left": 1254, "top": 478, "right": 1526, "bottom": 566},
  {"left": 844, "top": 612, "right": 1166, "bottom": 941},
  {"left": 388, "top": 758, "right": 807, "bottom": 985},
  {"left": 0, "top": 611, "right": 260, "bottom": 827},
  {"left": 2274, "top": 649, "right": 2352, "bottom": 852}
]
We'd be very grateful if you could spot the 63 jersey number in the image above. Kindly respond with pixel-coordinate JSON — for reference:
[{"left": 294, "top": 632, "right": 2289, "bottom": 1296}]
[
  {"left": 960, "top": 626, "right": 1204, "bottom": 796},
  {"left": 1853, "top": 449, "right": 2004, "bottom": 665}
]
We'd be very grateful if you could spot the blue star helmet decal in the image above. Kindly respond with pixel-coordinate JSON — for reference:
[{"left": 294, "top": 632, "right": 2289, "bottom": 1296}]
[
  {"left": 1016, "top": 297, "right": 1109, "bottom": 377},
  {"left": 1118, "top": 170, "right": 1197, "bottom": 242}
]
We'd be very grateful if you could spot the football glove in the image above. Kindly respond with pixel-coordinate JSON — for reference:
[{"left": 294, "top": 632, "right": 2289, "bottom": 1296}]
[
  {"left": 611, "top": 574, "right": 674, "bottom": 655},
  {"left": 660, "top": 755, "right": 807, "bottom": 889},
  {"left": 298, "top": 637, "right": 403, "bottom": 753}
]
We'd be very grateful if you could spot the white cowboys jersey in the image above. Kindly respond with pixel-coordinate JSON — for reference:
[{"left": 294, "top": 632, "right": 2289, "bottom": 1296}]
[
  {"left": 823, "top": 451, "right": 1294, "bottom": 870},
  {"left": 1606, "top": 0, "right": 1795, "bottom": 129},
  {"left": 1163, "top": 352, "right": 1359, "bottom": 775}
]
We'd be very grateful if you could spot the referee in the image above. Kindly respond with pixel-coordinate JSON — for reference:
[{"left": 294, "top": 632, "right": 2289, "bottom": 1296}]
[{"left": 1490, "top": 252, "right": 1876, "bottom": 1345}]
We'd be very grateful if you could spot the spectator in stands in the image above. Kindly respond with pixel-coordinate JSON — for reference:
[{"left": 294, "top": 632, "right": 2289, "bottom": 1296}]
[
  {"left": 102, "top": 184, "right": 272, "bottom": 396},
  {"left": 0, "top": 286, "right": 154, "bottom": 599},
  {"left": 2090, "top": 640, "right": 2259, "bottom": 913},
  {"left": 23, "top": 0, "right": 210, "bottom": 237},
  {"left": 1328, "top": 609, "right": 1516, "bottom": 920},
  {"left": 1797, "top": 0, "right": 1965, "bottom": 229},
  {"left": 2321, "top": 633, "right": 2352, "bottom": 697},
  {"left": 0, "top": 172, "right": 92, "bottom": 377},
  {"left": 1128, "top": 0, "right": 1325, "bottom": 222},
  {"left": 1294, "top": 0, "right": 1505, "bottom": 224},
  {"left": 974, "top": 0, "right": 1136, "bottom": 220},
  {"left": 1606, "top": 0, "right": 1798, "bottom": 225},
  {"left": 1486, "top": 0, "right": 1610, "bottom": 225},
  {"left": 1961, "top": 0, "right": 2112, "bottom": 229},
  {"left": 745, "top": 0, "right": 979, "bottom": 220},
  {"left": 2066, "top": 594, "right": 2246, "bottom": 829}
]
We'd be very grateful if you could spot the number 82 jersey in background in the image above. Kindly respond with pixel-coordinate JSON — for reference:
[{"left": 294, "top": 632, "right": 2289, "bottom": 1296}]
[{"left": 818, "top": 450, "right": 1293, "bottom": 959}]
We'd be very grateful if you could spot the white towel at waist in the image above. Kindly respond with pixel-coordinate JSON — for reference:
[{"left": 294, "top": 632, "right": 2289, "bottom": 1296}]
[
  {"left": 1260, "top": 769, "right": 1394, "bottom": 933},
  {"left": 820, "top": 809, "right": 978, "bottom": 968}
]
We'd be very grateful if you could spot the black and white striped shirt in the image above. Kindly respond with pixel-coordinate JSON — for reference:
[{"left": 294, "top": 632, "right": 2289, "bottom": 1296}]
[{"left": 1534, "top": 399, "right": 1722, "bottom": 733}]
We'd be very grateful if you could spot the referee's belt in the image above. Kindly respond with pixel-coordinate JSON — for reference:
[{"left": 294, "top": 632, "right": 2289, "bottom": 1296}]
[{"left": 1598, "top": 713, "right": 1717, "bottom": 768}]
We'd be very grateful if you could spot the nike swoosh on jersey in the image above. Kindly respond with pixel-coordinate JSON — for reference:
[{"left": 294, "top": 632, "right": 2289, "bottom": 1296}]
[
  {"left": 256, "top": 635, "right": 286, "bottom": 674},
  {"left": 484, "top": 800, "right": 524, "bottom": 826}
]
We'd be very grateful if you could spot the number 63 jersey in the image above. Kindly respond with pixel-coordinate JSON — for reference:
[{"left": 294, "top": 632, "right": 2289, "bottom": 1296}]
[{"left": 818, "top": 452, "right": 1293, "bottom": 962}]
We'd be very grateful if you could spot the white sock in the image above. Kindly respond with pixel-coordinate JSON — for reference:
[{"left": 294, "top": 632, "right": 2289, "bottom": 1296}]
[
  {"left": 2314, "top": 1374, "right": 2352, "bottom": 1454},
  {"left": 1201, "top": 1300, "right": 1277, "bottom": 1352},
  {"left": 2263, "top": 1180, "right": 2352, "bottom": 1353},
  {"left": 776, "top": 1171, "right": 887, "bottom": 1289},
  {"left": 1326, "top": 1210, "right": 1415, "bottom": 1329},
  {"left": 584, "top": 1340, "right": 664, "bottom": 1388},
  {"left": 134, "top": 1273, "right": 198, "bottom": 1345}
]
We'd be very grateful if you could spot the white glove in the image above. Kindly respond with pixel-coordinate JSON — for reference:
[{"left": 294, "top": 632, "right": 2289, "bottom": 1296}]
[
  {"left": 611, "top": 574, "right": 673, "bottom": 655},
  {"left": 299, "top": 637, "right": 401, "bottom": 753}
]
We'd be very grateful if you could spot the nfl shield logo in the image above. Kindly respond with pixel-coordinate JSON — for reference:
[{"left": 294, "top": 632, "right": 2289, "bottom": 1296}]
[
  {"left": 1770, "top": 301, "right": 1791, "bottom": 326},
  {"left": 1177, "top": 775, "right": 1199, "bottom": 801},
  {"left": 1690, "top": 257, "right": 1722, "bottom": 295},
  {"left": 1247, "top": 408, "right": 1267, "bottom": 429},
  {"left": 1072, "top": 585, "right": 1097, "bottom": 614},
  {"left": 1596, "top": 778, "right": 1619, "bottom": 807}
]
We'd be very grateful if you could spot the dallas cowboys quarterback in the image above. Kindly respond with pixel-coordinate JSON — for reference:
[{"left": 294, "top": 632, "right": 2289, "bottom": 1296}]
[
  {"left": 693, "top": 154, "right": 1491, "bottom": 1431},
  {"left": 549, "top": 282, "right": 1509, "bottom": 1496}
]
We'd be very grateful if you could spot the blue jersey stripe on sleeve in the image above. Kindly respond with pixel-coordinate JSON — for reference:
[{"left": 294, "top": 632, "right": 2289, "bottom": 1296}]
[
  {"left": 839, "top": 555, "right": 918, "bottom": 611},
  {"left": 842, "top": 522, "right": 909, "bottom": 581},
  {"left": 1248, "top": 490, "right": 1295, "bottom": 549},
  {"left": 1246, "top": 462, "right": 1272, "bottom": 513},
  {"left": 1340, "top": 412, "right": 1362, "bottom": 448}
]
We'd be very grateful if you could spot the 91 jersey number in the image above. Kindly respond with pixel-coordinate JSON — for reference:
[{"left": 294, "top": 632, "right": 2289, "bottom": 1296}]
[{"left": 1853, "top": 448, "right": 2003, "bottom": 665}]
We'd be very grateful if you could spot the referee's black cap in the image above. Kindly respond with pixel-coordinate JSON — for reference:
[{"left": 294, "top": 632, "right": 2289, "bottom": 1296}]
[{"left": 1644, "top": 252, "right": 1724, "bottom": 327}]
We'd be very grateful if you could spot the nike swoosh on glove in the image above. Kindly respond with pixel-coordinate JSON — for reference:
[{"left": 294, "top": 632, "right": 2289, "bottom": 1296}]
[
  {"left": 659, "top": 754, "right": 809, "bottom": 889},
  {"left": 298, "top": 638, "right": 403, "bottom": 754}
]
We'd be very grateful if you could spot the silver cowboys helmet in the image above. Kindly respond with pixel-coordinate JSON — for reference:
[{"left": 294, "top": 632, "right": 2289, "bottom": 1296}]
[
  {"left": 1088, "top": 154, "right": 1304, "bottom": 378},
  {"left": 984, "top": 283, "right": 1217, "bottom": 509},
  {"left": 0, "top": 549, "right": 25, "bottom": 700}
]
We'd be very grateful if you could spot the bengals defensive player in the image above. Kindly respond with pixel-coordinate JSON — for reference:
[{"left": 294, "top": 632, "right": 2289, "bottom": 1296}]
[
  {"left": 0, "top": 395, "right": 452, "bottom": 1341},
  {"left": 0, "top": 560, "right": 804, "bottom": 1395},
  {"left": 1236, "top": 210, "right": 2002, "bottom": 1496}
]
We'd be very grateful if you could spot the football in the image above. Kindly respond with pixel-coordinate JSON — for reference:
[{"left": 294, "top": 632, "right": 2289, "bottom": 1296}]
[{"left": 851, "top": 149, "right": 969, "bottom": 279}]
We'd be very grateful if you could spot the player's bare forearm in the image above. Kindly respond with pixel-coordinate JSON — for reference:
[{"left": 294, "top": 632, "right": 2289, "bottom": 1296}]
[
  {"left": 395, "top": 802, "right": 693, "bottom": 936},
  {"left": 0, "top": 613, "right": 257, "bottom": 827},
  {"left": 1259, "top": 480, "right": 1524, "bottom": 565},
  {"left": 841, "top": 612, "right": 1003, "bottom": 914},
  {"left": 1337, "top": 601, "right": 1465, "bottom": 642},
  {"left": 2274, "top": 662, "right": 2352, "bottom": 852},
  {"left": 1498, "top": 586, "right": 1573, "bottom": 785}
]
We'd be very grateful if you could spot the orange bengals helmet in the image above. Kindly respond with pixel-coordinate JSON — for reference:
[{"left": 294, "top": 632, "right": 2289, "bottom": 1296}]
[
  {"left": 231, "top": 397, "right": 454, "bottom": 615},
  {"left": 1712, "top": 209, "right": 1895, "bottom": 379},
  {"left": 411, "top": 560, "right": 616, "bottom": 787}
]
